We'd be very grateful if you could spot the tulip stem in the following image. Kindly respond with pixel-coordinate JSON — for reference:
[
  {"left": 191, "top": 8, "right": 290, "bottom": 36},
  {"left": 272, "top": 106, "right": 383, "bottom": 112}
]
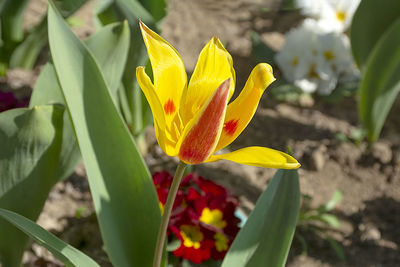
[{"left": 153, "top": 161, "right": 187, "bottom": 267}]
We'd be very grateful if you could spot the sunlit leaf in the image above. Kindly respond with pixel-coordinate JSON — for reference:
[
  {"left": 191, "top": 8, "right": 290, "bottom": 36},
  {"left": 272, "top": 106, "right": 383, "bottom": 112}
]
[
  {"left": 47, "top": 3, "right": 161, "bottom": 267},
  {"left": 0, "top": 105, "right": 64, "bottom": 266},
  {"left": 0, "top": 208, "right": 99, "bottom": 267},
  {"left": 221, "top": 169, "right": 300, "bottom": 267},
  {"left": 30, "top": 21, "right": 130, "bottom": 181}
]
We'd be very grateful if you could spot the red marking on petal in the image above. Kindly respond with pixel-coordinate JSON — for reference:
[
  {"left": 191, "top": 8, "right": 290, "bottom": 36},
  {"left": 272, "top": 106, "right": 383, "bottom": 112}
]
[
  {"left": 163, "top": 99, "right": 176, "bottom": 115},
  {"left": 179, "top": 79, "right": 231, "bottom": 164},
  {"left": 223, "top": 119, "right": 238, "bottom": 136}
]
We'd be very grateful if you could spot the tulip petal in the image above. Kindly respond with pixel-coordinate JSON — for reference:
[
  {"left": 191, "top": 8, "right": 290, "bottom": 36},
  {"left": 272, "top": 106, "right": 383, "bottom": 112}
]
[
  {"left": 180, "top": 37, "right": 235, "bottom": 125},
  {"left": 178, "top": 79, "right": 231, "bottom": 164},
  {"left": 139, "top": 21, "right": 187, "bottom": 126},
  {"left": 206, "top": 146, "right": 300, "bottom": 169},
  {"left": 136, "top": 67, "right": 176, "bottom": 155},
  {"left": 214, "top": 63, "right": 275, "bottom": 152}
]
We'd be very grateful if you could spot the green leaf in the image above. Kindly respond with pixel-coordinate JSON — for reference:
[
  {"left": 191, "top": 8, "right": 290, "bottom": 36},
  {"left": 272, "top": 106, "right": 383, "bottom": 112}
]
[
  {"left": 9, "top": 18, "right": 48, "bottom": 69},
  {"left": 350, "top": 0, "right": 400, "bottom": 68},
  {"left": 30, "top": 21, "right": 130, "bottom": 181},
  {"left": 0, "top": 208, "right": 99, "bottom": 267},
  {"left": 137, "top": 0, "right": 166, "bottom": 22},
  {"left": 221, "top": 169, "right": 300, "bottom": 267},
  {"left": 0, "top": 0, "right": 29, "bottom": 44},
  {"left": 327, "top": 237, "right": 346, "bottom": 261},
  {"left": 323, "top": 190, "right": 343, "bottom": 212},
  {"left": 85, "top": 21, "right": 130, "bottom": 96},
  {"left": 0, "top": 105, "right": 64, "bottom": 267},
  {"left": 251, "top": 31, "right": 276, "bottom": 64},
  {"left": 358, "top": 18, "right": 400, "bottom": 142},
  {"left": 47, "top": 2, "right": 161, "bottom": 267},
  {"left": 319, "top": 214, "right": 340, "bottom": 228},
  {"left": 30, "top": 63, "right": 81, "bottom": 182}
]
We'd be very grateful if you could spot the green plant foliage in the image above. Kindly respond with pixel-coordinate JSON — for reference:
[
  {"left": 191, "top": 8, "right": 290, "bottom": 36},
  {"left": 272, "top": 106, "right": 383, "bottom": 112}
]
[
  {"left": 221, "top": 169, "right": 300, "bottom": 267},
  {"left": 297, "top": 190, "right": 345, "bottom": 261},
  {"left": 358, "top": 18, "right": 400, "bottom": 142},
  {"left": 30, "top": 21, "right": 131, "bottom": 181},
  {"left": 9, "top": 19, "right": 48, "bottom": 69},
  {"left": 0, "top": 105, "right": 64, "bottom": 267},
  {"left": 95, "top": 0, "right": 166, "bottom": 138},
  {"left": 0, "top": 0, "right": 88, "bottom": 72},
  {"left": 85, "top": 22, "right": 130, "bottom": 97},
  {"left": 0, "top": 208, "right": 99, "bottom": 267},
  {"left": 351, "top": 0, "right": 400, "bottom": 69},
  {"left": 251, "top": 31, "right": 276, "bottom": 64},
  {"left": 47, "top": 2, "right": 161, "bottom": 267}
]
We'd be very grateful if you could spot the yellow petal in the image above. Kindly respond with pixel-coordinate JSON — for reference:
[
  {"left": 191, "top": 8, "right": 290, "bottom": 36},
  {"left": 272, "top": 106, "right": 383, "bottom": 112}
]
[
  {"left": 214, "top": 63, "right": 275, "bottom": 152},
  {"left": 206, "top": 146, "right": 300, "bottom": 169},
  {"left": 136, "top": 67, "right": 176, "bottom": 156},
  {"left": 139, "top": 21, "right": 187, "bottom": 127},
  {"left": 180, "top": 37, "right": 235, "bottom": 125},
  {"left": 177, "top": 79, "right": 231, "bottom": 164}
]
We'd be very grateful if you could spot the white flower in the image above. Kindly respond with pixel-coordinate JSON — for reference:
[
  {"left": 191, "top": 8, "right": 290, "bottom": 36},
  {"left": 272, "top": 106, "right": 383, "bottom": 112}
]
[
  {"left": 296, "top": 0, "right": 361, "bottom": 33},
  {"left": 275, "top": 19, "right": 358, "bottom": 95},
  {"left": 275, "top": 21, "right": 319, "bottom": 83},
  {"left": 295, "top": 0, "right": 330, "bottom": 20},
  {"left": 316, "top": 32, "right": 354, "bottom": 72}
]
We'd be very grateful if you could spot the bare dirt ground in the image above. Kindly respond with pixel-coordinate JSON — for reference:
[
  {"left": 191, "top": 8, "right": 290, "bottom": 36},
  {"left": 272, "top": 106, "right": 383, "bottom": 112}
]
[{"left": 1, "top": 0, "right": 399, "bottom": 266}]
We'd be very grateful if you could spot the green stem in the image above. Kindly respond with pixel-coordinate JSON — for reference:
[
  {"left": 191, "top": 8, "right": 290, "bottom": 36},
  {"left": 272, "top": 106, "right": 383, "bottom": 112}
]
[{"left": 153, "top": 161, "right": 187, "bottom": 267}]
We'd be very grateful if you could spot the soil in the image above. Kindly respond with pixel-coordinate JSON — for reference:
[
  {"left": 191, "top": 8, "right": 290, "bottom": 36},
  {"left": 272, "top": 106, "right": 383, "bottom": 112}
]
[{"left": 1, "top": 0, "right": 399, "bottom": 266}]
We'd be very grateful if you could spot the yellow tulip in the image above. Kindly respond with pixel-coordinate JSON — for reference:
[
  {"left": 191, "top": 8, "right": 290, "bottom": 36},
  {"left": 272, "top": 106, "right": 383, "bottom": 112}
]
[{"left": 137, "top": 21, "right": 300, "bottom": 169}]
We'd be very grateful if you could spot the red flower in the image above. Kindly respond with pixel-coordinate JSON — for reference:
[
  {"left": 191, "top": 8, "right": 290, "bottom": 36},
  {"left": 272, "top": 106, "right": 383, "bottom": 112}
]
[
  {"left": 170, "top": 223, "right": 214, "bottom": 264},
  {"left": 152, "top": 171, "right": 241, "bottom": 263}
]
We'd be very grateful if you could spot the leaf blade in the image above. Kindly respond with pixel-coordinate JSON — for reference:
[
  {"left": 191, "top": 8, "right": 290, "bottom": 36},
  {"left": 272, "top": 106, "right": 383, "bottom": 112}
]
[
  {"left": 0, "top": 105, "right": 64, "bottom": 266},
  {"left": 358, "top": 18, "right": 400, "bottom": 142},
  {"left": 47, "top": 3, "right": 161, "bottom": 267},
  {"left": 0, "top": 208, "right": 99, "bottom": 267},
  {"left": 350, "top": 0, "right": 400, "bottom": 68},
  {"left": 221, "top": 169, "right": 300, "bottom": 267}
]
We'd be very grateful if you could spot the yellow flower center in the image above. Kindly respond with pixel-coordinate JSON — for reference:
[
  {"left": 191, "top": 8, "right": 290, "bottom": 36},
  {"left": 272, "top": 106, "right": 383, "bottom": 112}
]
[
  {"left": 308, "top": 64, "right": 320, "bottom": 79},
  {"left": 159, "top": 202, "right": 164, "bottom": 215},
  {"left": 324, "top": 50, "right": 335, "bottom": 60},
  {"left": 214, "top": 232, "right": 229, "bottom": 252},
  {"left": 291, "top": 56, "right": 299, "bottom": 66},
  {"left": 180, "top": 225, "right": 204, "bottom": 249},
  {"left": 336, "top": 11, "right": 347, "bottom": 22},
  {"left": 199, "top": 207, "right": 227, "bottom": 229}
]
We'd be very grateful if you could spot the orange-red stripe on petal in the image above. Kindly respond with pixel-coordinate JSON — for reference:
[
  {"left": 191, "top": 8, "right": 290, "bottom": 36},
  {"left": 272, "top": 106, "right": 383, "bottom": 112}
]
[
  {"left": 178, "top": 79, "right": 231, "bottom": 164},
  {"left": 163, "top": 99, "right": 176, "bottom": 115}
]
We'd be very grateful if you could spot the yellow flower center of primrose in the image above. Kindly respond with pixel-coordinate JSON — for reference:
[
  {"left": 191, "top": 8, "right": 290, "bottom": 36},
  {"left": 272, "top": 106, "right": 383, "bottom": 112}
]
[
  {"left": 324, "top": 50, "right": 335, "bottom": 60},
  {"left": 180, "top": 225, "right": 204, "bottom": 249},
  {"left": 214, "top": 232, "right": 229, "bottom": 252},
  {"left": 291, "top": 56, "right": 299, "bottom": 66},
  {"left": 308, "top": 64, "right": 320, "bottom": 79},
  {"left": 336, "top": 11, "right": 346, "bottom": 22},
  {"left": 200, "top": 207, "right": 227, "bottom": 229},
  {"left": 159, "top": 202, "right": 164, "bottom": 215}
]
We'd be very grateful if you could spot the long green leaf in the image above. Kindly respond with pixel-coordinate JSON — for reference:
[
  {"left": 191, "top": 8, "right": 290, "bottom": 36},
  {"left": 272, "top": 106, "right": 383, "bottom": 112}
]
[
  {"left": 48, "top": 2, "right": 161, "bottom": 267},
  {"left": 0, "top": 0, "right": 29, "bottom": 44},
  {"left": 359, "top": 18, "right": 400, "bottom": 142},
  {"left": 85, "top": 22, "right": 130, "bottom": 96},
  {"left": 0, "top": 208, "right": 99, "bottom": 267},
  {"left": 221, "top": 169, "right": 300, "bottom": 267},
  {"left": 30, "top": 21, "right": 131, "bottom": 181},
  {"left": 0, "top": 105, "right": 64, "bottom": 267},
  {"left": 9, "top": 18, "right": 48, "bottom": 69},
  {"left": 30, "top": 63, "right": 80, "bottom": 182},
  {"left": 350, "top": 0, "right": 400, "bottom": 68}
]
